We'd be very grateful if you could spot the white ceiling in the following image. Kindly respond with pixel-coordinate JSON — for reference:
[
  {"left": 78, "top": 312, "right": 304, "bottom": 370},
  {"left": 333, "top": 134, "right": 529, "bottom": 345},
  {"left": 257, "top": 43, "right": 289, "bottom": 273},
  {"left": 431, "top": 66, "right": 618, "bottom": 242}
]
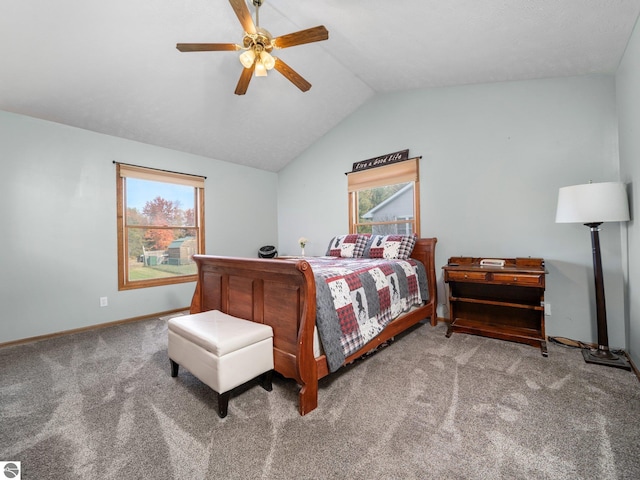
[{"left": 2, "top": 0, "right": 639, "bottom": 172}]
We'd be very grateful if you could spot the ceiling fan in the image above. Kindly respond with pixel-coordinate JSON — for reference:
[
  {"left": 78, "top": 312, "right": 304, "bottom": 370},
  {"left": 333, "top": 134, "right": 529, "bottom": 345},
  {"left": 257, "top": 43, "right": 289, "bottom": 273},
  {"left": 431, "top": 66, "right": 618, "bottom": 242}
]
[{"left": 177, "top": 0, "right": 329, "bottom": 95}]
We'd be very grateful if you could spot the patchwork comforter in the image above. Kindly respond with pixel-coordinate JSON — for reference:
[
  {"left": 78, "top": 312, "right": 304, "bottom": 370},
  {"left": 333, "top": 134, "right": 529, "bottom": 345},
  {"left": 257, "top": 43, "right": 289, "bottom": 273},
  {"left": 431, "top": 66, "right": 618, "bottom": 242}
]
[{"left": 306, "top": 257, "right": 429, "bottom": 372}]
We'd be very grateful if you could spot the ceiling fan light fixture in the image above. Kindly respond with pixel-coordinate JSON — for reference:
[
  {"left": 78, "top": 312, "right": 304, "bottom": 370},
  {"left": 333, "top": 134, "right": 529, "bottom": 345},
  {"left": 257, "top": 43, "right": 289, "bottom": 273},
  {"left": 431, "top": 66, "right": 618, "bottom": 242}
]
[
  {"left": 239, "top": 49, "right": 256, "bottom": 68},
  {"left": 255, "top": 60, "right": 268, "bottom": 77},
  {"left": 260, "top": 51, "right": 275, "bottom": 70},
  {"left": 177, "top": 0, "right": 329, "bottom": 94}
]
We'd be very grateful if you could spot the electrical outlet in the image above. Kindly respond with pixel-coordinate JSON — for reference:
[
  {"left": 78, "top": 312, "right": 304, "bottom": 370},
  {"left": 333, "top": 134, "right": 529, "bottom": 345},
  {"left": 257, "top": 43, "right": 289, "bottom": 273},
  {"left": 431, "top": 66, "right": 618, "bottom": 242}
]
[
  {"left": 100, "top": 297, "right": 108, "bottom": 307},
  {"left": 544, "top": 302, "right": 551, "bottom": 316}
]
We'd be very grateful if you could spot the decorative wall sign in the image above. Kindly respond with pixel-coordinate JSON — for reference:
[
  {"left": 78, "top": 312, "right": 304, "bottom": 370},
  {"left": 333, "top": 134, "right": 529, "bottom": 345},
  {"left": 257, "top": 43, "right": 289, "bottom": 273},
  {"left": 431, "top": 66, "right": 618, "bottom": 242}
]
[{"left": 351, "top": 149, "right": 409, "bottom": 172}]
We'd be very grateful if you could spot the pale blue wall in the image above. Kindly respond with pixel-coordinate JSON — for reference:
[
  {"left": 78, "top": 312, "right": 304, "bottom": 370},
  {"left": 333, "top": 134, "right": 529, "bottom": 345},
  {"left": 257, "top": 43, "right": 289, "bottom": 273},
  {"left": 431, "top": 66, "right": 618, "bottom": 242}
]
[
  {"left": 617, "top": 16, "right": 640, "bottom": 366},
  {"left": 3, "top": 66, "right": 635, "bottom": 358},
  {"left": 0, "top": 111, "right": 278, "bottom": 344},
  {"left": 278, "top": 75, "right": 628, "bottom": 350}
]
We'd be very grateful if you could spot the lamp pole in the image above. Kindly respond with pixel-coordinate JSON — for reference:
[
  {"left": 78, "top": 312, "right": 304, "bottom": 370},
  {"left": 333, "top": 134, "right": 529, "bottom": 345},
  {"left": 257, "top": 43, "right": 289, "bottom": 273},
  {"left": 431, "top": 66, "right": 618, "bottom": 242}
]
[
  {"left": 587, "top": 223, "right": 610, "bottom": 353},
  {"left": 583, "top": 222, "right": 630, "bottom": 369}
]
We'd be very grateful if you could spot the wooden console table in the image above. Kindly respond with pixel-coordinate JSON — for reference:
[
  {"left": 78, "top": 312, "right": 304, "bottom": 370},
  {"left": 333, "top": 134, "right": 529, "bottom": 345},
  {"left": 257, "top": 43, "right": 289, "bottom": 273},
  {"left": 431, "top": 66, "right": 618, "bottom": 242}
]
[{"left": 443, "top": 257, "right": 547, "bottom": 356}]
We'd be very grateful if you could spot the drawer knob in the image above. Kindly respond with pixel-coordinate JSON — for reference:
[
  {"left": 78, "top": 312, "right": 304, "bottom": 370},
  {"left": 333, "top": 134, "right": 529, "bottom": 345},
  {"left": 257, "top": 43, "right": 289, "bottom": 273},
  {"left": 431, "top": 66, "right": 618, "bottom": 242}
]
[
  {"left": 464, "top": 274, "right": 468, "bottom": 278},
  {"left": 513, "top": 277, "right": 518, "bottom": 281}
]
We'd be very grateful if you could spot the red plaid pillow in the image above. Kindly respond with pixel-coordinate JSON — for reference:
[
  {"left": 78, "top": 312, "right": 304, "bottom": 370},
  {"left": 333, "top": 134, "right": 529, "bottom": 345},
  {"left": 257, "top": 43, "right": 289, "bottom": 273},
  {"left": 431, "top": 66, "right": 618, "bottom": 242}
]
[
  {"left": 366, "top": 234, "right": 417, "bottom": 260},
  {"left": 326, "top": 234, "right": 370, "bottom": 258}
]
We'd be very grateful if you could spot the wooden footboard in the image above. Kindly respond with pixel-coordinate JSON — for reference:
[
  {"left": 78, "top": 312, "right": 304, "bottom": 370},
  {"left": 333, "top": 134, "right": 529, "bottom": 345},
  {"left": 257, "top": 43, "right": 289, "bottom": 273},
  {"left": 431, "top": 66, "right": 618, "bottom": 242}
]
[{"left": 190, "top": 237, "right": 438, "bottom": 415}]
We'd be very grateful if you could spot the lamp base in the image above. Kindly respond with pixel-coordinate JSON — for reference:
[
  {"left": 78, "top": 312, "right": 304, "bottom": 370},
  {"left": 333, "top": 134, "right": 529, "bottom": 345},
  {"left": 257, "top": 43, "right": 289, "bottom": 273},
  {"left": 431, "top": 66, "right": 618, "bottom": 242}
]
[{"left": 581, "top": 347, "right": 631, "bottom": 371}]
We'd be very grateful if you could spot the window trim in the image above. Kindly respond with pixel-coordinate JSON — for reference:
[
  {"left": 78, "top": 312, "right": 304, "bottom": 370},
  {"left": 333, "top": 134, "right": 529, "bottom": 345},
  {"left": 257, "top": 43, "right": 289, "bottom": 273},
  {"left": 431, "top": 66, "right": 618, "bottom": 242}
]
[
  {"left": 347, "top": 157, "right": 421, "bottom": 236},
  {"left": 116, "top": 163, "right": 206, "bottom": 290}
]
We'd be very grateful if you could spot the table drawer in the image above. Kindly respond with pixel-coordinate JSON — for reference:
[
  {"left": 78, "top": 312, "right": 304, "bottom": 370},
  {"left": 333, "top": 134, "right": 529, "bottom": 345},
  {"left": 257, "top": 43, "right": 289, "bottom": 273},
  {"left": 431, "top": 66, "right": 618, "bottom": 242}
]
[
  {"left": 492, "top": 273, "right": 543, "bottom": 286},
  {"left": 446, "top": 270, "right": 488, "bottom": 282}
]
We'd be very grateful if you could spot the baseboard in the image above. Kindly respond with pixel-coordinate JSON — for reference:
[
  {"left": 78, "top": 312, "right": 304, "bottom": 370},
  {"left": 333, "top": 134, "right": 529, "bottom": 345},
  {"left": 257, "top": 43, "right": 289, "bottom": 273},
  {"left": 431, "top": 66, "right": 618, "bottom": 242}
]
[
  {"left": 0, "top": 307, "right": 190, "bottom": 349},
  {"left": 627, "top": 353, "right": 640, "bottom": 381}
]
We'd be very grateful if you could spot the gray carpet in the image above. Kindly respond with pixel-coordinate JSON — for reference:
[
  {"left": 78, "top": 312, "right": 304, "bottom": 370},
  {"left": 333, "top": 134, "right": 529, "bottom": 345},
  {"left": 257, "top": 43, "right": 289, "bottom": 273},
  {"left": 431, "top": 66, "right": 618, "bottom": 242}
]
[{"left": 1, "top": 316, "right": 639, "bottom": 480}]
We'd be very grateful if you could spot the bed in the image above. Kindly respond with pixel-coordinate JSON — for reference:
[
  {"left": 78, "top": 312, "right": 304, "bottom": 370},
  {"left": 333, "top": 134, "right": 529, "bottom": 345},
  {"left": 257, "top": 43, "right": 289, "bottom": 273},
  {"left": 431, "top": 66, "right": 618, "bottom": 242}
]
[{"left": 189, "top": 236, "right": 438, "bottom": 415}]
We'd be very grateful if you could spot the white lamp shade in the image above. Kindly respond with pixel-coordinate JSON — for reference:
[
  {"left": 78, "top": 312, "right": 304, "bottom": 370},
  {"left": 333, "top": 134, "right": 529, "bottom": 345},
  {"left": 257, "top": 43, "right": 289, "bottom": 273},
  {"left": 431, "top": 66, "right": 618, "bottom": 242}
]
[
  {"left": 556, "top": 182, "right": 630, "bottom": 224},
  {"left": 239, "top": 50, "right": 256, "bottom": 68},
  {"left": 260, "top": 51, "right": 275, "bottom": 70},
  {"left": 255, "top": 61, "right": 267, "bottom": 77}
]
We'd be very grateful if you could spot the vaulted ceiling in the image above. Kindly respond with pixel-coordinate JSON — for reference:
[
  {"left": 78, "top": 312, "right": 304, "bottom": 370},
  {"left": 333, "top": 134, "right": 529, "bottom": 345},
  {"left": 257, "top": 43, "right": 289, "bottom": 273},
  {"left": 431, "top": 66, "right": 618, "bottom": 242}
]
[{"left": 2, "top": 1, "right": 639, "bottom": 172}]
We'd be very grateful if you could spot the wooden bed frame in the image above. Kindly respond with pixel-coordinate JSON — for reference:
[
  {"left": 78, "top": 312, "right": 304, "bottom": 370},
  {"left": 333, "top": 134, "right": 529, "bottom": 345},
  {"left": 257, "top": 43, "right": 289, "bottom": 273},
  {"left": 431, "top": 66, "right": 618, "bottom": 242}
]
[{"left": 189, "top": 237, "right": 438, "bottom": 415}]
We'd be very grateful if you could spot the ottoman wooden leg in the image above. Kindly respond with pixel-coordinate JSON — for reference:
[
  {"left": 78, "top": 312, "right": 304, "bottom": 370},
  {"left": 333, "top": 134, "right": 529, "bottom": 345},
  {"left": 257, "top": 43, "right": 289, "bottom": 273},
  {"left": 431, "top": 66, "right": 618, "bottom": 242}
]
[
  {"left": 170, "top": 359, "right": 179, "bottom": 377},
  {"left": 217, "top": 391, "right": 231, "bottom": 418},
  {"left": 260, "top": 370, "right": 273, "bottom": 392}
]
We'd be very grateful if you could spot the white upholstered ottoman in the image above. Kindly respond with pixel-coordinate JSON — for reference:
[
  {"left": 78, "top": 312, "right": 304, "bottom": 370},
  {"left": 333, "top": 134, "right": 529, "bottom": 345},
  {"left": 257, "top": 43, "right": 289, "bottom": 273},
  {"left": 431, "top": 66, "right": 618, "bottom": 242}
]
[{"left": 167, "top": 310, "right": 274, "bottom": 418}]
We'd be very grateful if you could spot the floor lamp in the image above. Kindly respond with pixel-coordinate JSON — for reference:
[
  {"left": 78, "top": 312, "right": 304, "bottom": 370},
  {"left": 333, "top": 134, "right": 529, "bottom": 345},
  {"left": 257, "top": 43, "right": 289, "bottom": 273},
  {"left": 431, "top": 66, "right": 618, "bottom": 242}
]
[{"left": 556, "top": 181, "right": 631, "bottom": 370}]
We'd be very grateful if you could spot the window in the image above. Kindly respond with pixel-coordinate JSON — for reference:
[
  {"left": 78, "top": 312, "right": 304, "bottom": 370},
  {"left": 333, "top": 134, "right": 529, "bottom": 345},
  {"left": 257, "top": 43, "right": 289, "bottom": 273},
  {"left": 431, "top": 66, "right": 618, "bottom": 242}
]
[
  {"left": 116, "top": 163, "right": 205, "bottom": 290},
  {"left": 348, "top": 157, "right": 420, "bottom": 236}
]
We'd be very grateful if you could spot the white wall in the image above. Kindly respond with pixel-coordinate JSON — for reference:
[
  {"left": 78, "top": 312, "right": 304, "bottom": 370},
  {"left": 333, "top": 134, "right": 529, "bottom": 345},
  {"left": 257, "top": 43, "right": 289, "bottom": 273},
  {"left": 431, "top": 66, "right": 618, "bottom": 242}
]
[
  {"left": 616, "top": 16, "right": 640, "bottom": 366},
  {"left": 1, "top": 110, "right": 278, "bottom": 344},
  {"left": 278, "top": 75, "right": 627, "bottom": 349}
]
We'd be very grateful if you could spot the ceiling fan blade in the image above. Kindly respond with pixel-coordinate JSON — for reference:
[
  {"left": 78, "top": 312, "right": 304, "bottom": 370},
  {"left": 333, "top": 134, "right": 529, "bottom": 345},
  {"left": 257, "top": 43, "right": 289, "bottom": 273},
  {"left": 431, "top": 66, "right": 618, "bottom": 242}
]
[
  {"left": 235, "top": 65, "right": 254, "bottom": 95},
  {"left": 229, "top": 0, "right": 256, "bottom": 35},
  {"left": 176, "top": 43, "right": 240, "bottom": 52},
  {"left": 273, "top": 58, "right": 312, "bottom": 92},
  {"left": 273, "top": 25, "right": 328, "bottom": 49}
]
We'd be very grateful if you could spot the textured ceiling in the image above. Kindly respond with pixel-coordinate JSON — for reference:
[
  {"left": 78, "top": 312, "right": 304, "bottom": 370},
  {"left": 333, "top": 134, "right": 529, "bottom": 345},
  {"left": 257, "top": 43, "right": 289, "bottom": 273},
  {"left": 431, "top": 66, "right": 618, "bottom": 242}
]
[{"left": 1, "top": 0, "right": 639, "bottom": 172}]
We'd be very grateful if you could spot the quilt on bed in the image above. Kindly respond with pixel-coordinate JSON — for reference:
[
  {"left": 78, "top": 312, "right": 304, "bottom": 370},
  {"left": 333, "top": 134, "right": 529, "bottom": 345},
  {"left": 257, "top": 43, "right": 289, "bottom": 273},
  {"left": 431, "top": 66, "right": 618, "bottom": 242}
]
[{"left": 306, "top": 257, "right": 429, "bottom": 372}]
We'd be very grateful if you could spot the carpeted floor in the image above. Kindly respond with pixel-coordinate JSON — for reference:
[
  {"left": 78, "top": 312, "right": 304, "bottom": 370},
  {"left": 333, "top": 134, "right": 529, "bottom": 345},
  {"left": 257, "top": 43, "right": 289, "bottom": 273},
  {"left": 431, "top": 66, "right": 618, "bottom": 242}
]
[{"left": 1, "top": 316, "right": 639, "bottom": 479}]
